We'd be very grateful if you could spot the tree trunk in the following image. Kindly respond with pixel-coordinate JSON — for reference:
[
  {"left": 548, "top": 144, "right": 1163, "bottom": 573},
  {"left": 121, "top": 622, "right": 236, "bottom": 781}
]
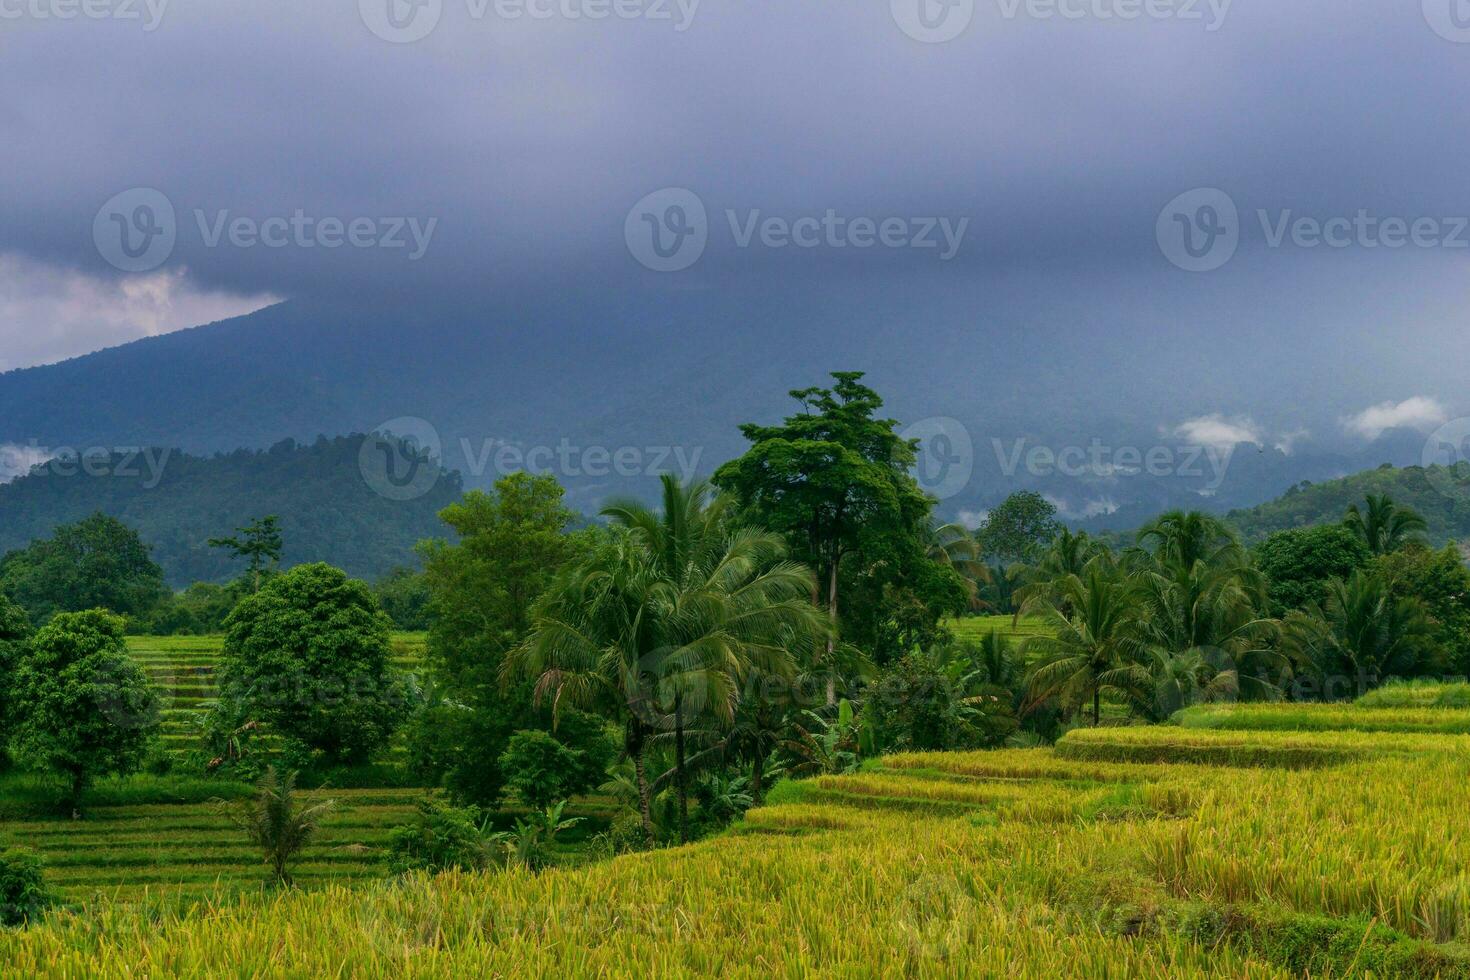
[
  {"left": 825, "top": 554, "right": 840, "bottom": 706},
  {"left": 68, "top": 770, "right": 87, "bottom": 816},
  {"left": 631, "top": 730, "right": 655, "bottom": 848},
  {"left": 1093, "top": 691, "right": 1101, "bottom": 727},
  {"left": 674, "top": 693, "right": 689, "bottom": 845},
  {"left": 751, "top": 751, "right": 765, "bottom": 807}
]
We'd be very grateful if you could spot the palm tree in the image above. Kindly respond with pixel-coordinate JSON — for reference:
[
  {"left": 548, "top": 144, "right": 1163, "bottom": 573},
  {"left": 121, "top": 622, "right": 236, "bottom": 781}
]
[
  {"left": 220, "top": 767, "right": 336, "bottom": 887},
  {"left": 512, "top": 477, "right": 825, "bottom": 845},
  {"left": 927, "top": 521, "right": 991, "bottom": 610},
  {"left": 1133, "top": 560, "right": 1284, "bottom": 716},
  {"left": 1015, "top": 528, "right": 1105, "bottom": 617},
  {"left": 1282, "top": 570, "right": 1434, "bottom": 693},
  {"left": 1138, "top": 510, "right": 1245, "bottom": 571},
  {"left": 1023, "top": 560, "right": 1151, "bottom": 726},
  {"left": 1344, "top": 494, "right": 1428, "bottom": 556}
]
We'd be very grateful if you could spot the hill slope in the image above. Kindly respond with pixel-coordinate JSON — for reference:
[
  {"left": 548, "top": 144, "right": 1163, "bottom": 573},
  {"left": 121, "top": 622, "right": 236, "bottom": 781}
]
[
  {"left": 0, "top": 435, "right": 461, "bottom": 586},
  {"left": 1225, "top": 463, "right": 1470, "bottom": 545},
  {"left": 0, "top": 287, "right": 1446, "bottom": 522}
]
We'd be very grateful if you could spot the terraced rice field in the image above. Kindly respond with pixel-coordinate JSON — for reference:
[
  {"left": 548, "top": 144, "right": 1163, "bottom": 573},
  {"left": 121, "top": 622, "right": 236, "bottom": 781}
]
[
  {"left": 128, "top": 633, "right": 427, "bottom": 754},
  {"left": 945, "top": 614, "right": 1053, "bottom": 645},
  {"left": 10, "top": 787, "right": 425, "bottom": 903},
  {"left": 9, "top": 699, "right": 1470, "bottom": 976}
]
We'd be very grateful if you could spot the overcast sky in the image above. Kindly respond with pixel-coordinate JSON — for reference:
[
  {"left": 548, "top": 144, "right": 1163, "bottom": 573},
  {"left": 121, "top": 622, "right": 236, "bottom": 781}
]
[{"left": 1, "top": 0, "right": 1467, "bottom": 444}]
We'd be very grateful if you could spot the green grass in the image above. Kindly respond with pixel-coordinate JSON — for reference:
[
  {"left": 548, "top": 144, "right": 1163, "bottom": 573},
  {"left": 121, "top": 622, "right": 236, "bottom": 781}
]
[
  {"left": 1354, "top": 678, "right": 1470, "bottom": 709},
  {"left": 944, "top": 614, "right": 1052, "bottom": 645},
  {"left": 1174, "top": 702, "right": 1470, "bottom": 734}
]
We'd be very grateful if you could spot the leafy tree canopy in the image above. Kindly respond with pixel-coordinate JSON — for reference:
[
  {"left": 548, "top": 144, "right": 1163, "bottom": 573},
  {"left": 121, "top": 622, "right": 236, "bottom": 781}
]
[
  {"left": 0, "top": 513, "right": 166, "bottom": 624},
  {"left": 218, "top": 563, "right": 405, "bottom": 766},
  {"left": 976, "top": 491, "right": 1062, "bottom": 566},
  {"left": 1254, "top": 524, "right": 1371, "bottom": 616},
  {"left": 8, "top": 609, "right": 159, "bottom": 806}
]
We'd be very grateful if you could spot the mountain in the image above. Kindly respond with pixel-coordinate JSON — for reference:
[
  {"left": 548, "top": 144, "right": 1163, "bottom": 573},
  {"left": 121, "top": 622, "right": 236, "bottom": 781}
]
[
  {"left": 0, "top": 435, "right": 461, "bottom": 587},
  {"left": 0, "top": 283, "right": 1454, "bottom": 523},
  {"left": 1224, "top": 463, "right": 1470, "bottom": 546}
]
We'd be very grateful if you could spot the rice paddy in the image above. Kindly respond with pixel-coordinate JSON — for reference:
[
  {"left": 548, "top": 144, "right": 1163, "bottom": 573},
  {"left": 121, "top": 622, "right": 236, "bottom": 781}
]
[{"left": 6, "top": 683, "right": 1470, "bottom": 976}]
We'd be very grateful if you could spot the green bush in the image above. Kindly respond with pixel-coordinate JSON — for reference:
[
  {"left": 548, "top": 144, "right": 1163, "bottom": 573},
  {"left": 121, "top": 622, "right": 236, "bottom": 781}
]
[
  {"left": 0, "top": 849, "right": 54, "bottom": 927},
  {"left": 499, "top": 730, "right": 592, "bottom": 811},
  {"left": 386, "top": 798, "right": 493, "bottom": 875}
]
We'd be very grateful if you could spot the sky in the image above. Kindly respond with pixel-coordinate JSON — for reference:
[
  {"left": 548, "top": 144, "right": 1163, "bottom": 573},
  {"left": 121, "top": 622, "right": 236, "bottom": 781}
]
[{"left": 1, "top": 0, "right": 1468, "bottom": 450}]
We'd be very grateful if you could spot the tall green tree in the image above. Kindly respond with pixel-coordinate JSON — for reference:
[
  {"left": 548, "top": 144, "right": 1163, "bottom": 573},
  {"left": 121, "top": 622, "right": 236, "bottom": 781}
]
[
  {"left": 1023, "top": 561, "right": 1149, "bottom": 726},
  {"left": 208, "top": 515, "right": 283, "bottom": 592},
  {"left": 1282, "top": 569, "right": 1435, "bottom": 696},
  {"left": 1138, "top": 510, "right": 1246, "bottom": 571},
  {"left": 1344, "top": 493, "right": 1428, "bottom": 556},
  {"left": 713, "top": 372, "right": 956, "bottom": 677},
  {"left": 0, "top": 513, "right": 166, "bottom": 623},
  {"left": 1373, "top": 544, "right": 1470, "bottom": 675},
  {"left": 512, "top": 490, "right": 824, "bottom": 844},
  {"left": 217, "top": 563, "right": 404, "bottom": 766},
  {"left": 413, "top": 473, "right": 589, "bottom": 805},
  {"left": 9, "top": 609, "right": 159, "bottom": 809},
  {"left": 1254, "top": 524, "right": 1371, "bottom": 616},
  {"left": 976, "top": 491, "right": 1062, "bottom": 566},
  {"left": 0, "top": 593, "right": 32, "bottom": 768}
]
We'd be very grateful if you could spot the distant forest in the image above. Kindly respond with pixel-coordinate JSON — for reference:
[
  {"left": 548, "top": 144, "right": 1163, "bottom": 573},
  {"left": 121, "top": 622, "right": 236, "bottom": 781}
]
[
  {"left": 1225, "top": 463, "right": 1470, "bottom": 547},
  {"left": 0, "top": 435, "right": 462, "bottom": 586}
]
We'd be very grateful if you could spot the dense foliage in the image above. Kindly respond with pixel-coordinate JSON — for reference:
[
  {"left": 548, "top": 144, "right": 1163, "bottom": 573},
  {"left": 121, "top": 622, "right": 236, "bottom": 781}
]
[
  {"left": 8, "top": 609, "right": 159, "bottom": 806},
  {"left": 0, "top": 514, "right": 167, "bottom": 624},
  {"left": 216, "top": 563, "right": 406, "bottom": 767},
  {"left": 0, "top": 435, "right": 461, "bottom": 587}
]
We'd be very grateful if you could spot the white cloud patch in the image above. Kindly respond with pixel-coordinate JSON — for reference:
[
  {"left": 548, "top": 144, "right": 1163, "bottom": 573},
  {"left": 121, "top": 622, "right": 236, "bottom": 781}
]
[
  {"left": 1342, "top": 397, "right": 1449, "bottom": 440},
  {"left": 1172, "top": 414, "right": 1262, "bottom": 453},
  {"left": 0, "top": 442, "right": 51, "bottom": 483},
  {"left": 1274, "top": 428, "right": 1310, "bottom": 455},
  {"left": 0, "top": 253, "right": 278, "bottom": 372}
]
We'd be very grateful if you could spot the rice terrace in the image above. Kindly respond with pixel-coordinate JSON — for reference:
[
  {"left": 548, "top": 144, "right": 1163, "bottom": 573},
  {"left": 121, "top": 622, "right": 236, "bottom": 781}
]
[{"left": 6, "top": 2, "right": 1470, "bottom": 976}]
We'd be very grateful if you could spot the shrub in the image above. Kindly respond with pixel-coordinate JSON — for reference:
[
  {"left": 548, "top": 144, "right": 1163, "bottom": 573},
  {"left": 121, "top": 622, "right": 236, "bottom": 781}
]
[
  {"left": 0, "top": 850, "right": 54, "bottom": 927},
  {"left": 499, "top": 730, "right": 599, "bottom": 811},
  {"left": 387, "top": 798, "right": 493, "bottom": 875}
]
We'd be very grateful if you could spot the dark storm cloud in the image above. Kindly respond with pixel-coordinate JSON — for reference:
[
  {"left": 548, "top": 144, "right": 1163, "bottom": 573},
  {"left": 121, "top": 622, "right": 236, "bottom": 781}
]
[{"left": 1, "top": 0, "right": 1467, "bottom": 438}]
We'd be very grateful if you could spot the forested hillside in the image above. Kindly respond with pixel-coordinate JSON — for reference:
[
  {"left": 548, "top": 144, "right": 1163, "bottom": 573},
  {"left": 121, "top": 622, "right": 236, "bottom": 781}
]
[
  {"left": 0, "top": 435, "right": 461, "bottom": 586},
  {"left": 1226, "top": 463, "right": 1470, "bottom": 545}
]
